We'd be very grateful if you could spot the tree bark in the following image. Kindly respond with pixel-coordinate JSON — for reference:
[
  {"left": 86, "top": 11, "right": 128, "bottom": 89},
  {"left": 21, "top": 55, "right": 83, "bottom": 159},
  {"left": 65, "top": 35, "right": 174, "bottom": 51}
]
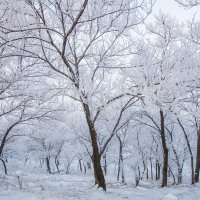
[
  {"left": 177, "top": 118, "right": 195, "bottom": 184},
  {"left": 0, "top": 122, "right": 20, "bottom": 157},
  {"left": 117, "top": 158, "right": 121, "bottom": 181},
  {"left": 79, "top": 159, "right": 83, "bottom": 173},
  {"left": 46, "top": 156, "right": 51, "bottom": 174},
  {"left": 178, "top": 168, "right": 183, "bottom": 184},
  {"left": 169, "top": 128, "right": 182, "bottom": 184},
  {"left": 156, "top": 161, "right": 158, "bottom": 180},
  {"left": 150, "top": 157, "right": 153, "bottom": 180},
  {"left": 92, "top": 157, "right": 98, "bottom": 184},
  {"left": 117, "top": 135, "right": 125, "bottom": 183},
  {"left": 195, "top": 128, "right": 200, "bottom": 183},
  {"left": 121, "top": 151, "right": 125, "bottom": 184},
  {"left": 160, "top": 110, "right": 168, "bottom": 187},
  {"left": 0, "top": 158, "right": 7, "bottom": 175},
  {"left": 84, "top": 165, "right": 87, "bottom": 174},
  {"left": 103, "top": 153, "right": 107, "bottom": 175},
  {"left": 169, "top": 166, "right": 176, "bottom": 185},
  {"left": 135, "top": 166, "right": 141, "bottom": 187},
  {"left": 55, "top": 156, "right": 60, "bottom": 173},
  {"left": 158, "top": 163, "right": 161, "bottom": 180},
  {"left": 82, "top": 102, "right": 106, "bottom": 190}
]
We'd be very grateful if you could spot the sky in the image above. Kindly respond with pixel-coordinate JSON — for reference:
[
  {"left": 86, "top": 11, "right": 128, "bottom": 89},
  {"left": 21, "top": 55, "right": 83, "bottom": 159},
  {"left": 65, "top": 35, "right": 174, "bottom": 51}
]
[{"left": 150, "top": 0, "right": 200, "bottom": 22}]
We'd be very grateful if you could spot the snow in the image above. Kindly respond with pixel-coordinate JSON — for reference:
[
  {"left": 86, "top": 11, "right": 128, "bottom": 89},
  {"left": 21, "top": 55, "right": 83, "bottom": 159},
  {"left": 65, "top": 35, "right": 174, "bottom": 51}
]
[
  {"left": 163, "top": 193, "right": 178, "bottom": 200},
  {"left": 0, "top": 173, "right": 199, "bottom": 200}
]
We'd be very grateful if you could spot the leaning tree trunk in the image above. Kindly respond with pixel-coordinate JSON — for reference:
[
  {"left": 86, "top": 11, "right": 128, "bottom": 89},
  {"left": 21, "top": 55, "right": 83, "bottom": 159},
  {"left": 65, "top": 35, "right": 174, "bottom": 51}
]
[
  {"left": 83, "top": 102, "right": 106, "bottom": 191},
  {"left": 0, "top": 158, "right": 7, "bottom": 175},
  {"left": 160, "top": 110, "right": 168, "bottom": 187},
  {"left": 0, "top": 122, "right": 19, "bottom": 157},
  {"left": 0, "top": 122, "right": 20, "bottom": 175},
  {"left": 177, "top": 118, "right": 195, "bottom": 184},
  {"left": 168, "top": 166, "right": 176, "bottom": 185},
  {"left": 195, "top": 128, "right": 200, "bottom": 183}
]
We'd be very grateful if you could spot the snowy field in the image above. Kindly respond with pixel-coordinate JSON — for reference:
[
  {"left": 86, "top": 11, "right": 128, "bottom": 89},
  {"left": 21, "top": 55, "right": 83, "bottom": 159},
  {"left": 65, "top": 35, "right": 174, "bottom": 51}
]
[{"left": 0, "top": 173, "right": 199, "bottom": 200}]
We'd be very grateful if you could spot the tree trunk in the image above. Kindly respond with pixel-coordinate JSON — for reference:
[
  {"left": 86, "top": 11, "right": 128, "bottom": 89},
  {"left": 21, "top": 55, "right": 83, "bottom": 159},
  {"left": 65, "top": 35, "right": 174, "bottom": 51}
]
[
  {"left": 55, "top": 156, "right": 60, "bottom": 173},
  {"left": 117, "top": 151, "right": 121, "bottom": 181},
  {"left": 169, "top": 166, "right": 176, "bottom": 185},
  {"left": 150, "top": 157, "right": 153, "bottom": 180},
  {"left": 103, "top": 153, "right": 107, "bottom": 175},
  {"left": 82, "top": 102, "right": 106, "bottom": 190},
  {"left": 158, "top": 163, "right": 161, "bottom": 180},
  {"left": 168, "top": 124, "right": 184, "bottom": 184},
  {"left": 171, "top": 138, "right": 182, "bottom": 184},
  {"left": 138, "top": 166, "right": 141, "bottom": 180},
  {"left": 40, "top": 159, "right": 44, "bottom": 168},
  {"left": 156, "top": 161, "right": 158, "bottom": 180},
  {"left": 92, "top": 157, "right": 98, "bottom": 184},
  {"left": 191, "top": 155, "right": 195, "bottom": 184},
  {"left": 84, "top": 165, "right": 87, "bottom": 174},
  {"left": 195, "top": 128, "right": 200, "bottom": 183},
  {"left": 156, "top": 160, "right": 161, "bottom": 180},
  {"left": 0, "top": 158, "right": 7, "bottom": 175},
  {"left": 117, "top": 136, "right": 125, "bottom": 183},
  {"left": 135, "top": 165, "right": 141, "bottom": 187},
  {"left": 178, "top": 168, "right": 183, "bottom": 184},
  {"left": 46, "top": 156, "right": 51, "bottom": 174},
  {"left": 141, "top": 156, "right": 146, "bottom": 180},
  {"left": 0, "top": 122, "right": 19, "bottom": 157},
  {"left": 121, "top": 153, "right": 125, "bottom": 183},
  {"left": 177, "top": 118, "right": 195, "bottom": 184},
  {"left": 168, "top": 166, "right": 170, "bottom": 177},
  {"left": 160, "top": 110, "right": 168, "bottom": 187},
  {"left": 79, "top": 159, "right": 83, "bottom": 173}
]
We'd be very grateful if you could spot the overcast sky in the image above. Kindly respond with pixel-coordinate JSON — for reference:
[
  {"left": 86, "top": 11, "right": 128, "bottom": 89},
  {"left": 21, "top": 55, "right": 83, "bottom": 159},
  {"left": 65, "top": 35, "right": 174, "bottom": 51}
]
[{"left": 150, "top": 0, "right": 200, "bottom": 22}]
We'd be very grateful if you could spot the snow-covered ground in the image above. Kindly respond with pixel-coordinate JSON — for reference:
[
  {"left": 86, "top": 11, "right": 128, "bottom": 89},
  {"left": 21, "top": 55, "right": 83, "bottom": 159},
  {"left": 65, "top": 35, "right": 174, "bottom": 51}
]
[{"left": 0, "top": 173, "right": 199, "bottom": 200}]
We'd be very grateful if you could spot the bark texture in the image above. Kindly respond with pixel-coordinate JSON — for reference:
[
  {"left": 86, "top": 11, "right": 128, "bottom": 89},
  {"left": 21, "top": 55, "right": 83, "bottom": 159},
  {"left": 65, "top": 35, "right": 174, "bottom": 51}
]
[
  {"left": 160, "top": 110, "right": 168, "bottom": 187},
  {"left": 195, "top": 129, "right": 200, "bottom": 183},
  {"left": 82, "top": 102, "right": 106, "bottom": 190}
]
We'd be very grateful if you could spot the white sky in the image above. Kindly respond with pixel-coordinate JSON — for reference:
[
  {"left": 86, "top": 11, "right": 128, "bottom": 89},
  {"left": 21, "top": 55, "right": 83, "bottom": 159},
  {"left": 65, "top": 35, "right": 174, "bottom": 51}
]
[{"left": 149, "top": 0, "right": 200, "bottom": 22}]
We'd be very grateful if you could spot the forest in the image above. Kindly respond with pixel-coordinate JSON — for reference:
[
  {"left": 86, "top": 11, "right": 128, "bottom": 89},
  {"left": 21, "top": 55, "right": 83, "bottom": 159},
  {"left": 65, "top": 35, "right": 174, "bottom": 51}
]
[{"left": 0, "top": 0, "right": 200, "bottom": 199}]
